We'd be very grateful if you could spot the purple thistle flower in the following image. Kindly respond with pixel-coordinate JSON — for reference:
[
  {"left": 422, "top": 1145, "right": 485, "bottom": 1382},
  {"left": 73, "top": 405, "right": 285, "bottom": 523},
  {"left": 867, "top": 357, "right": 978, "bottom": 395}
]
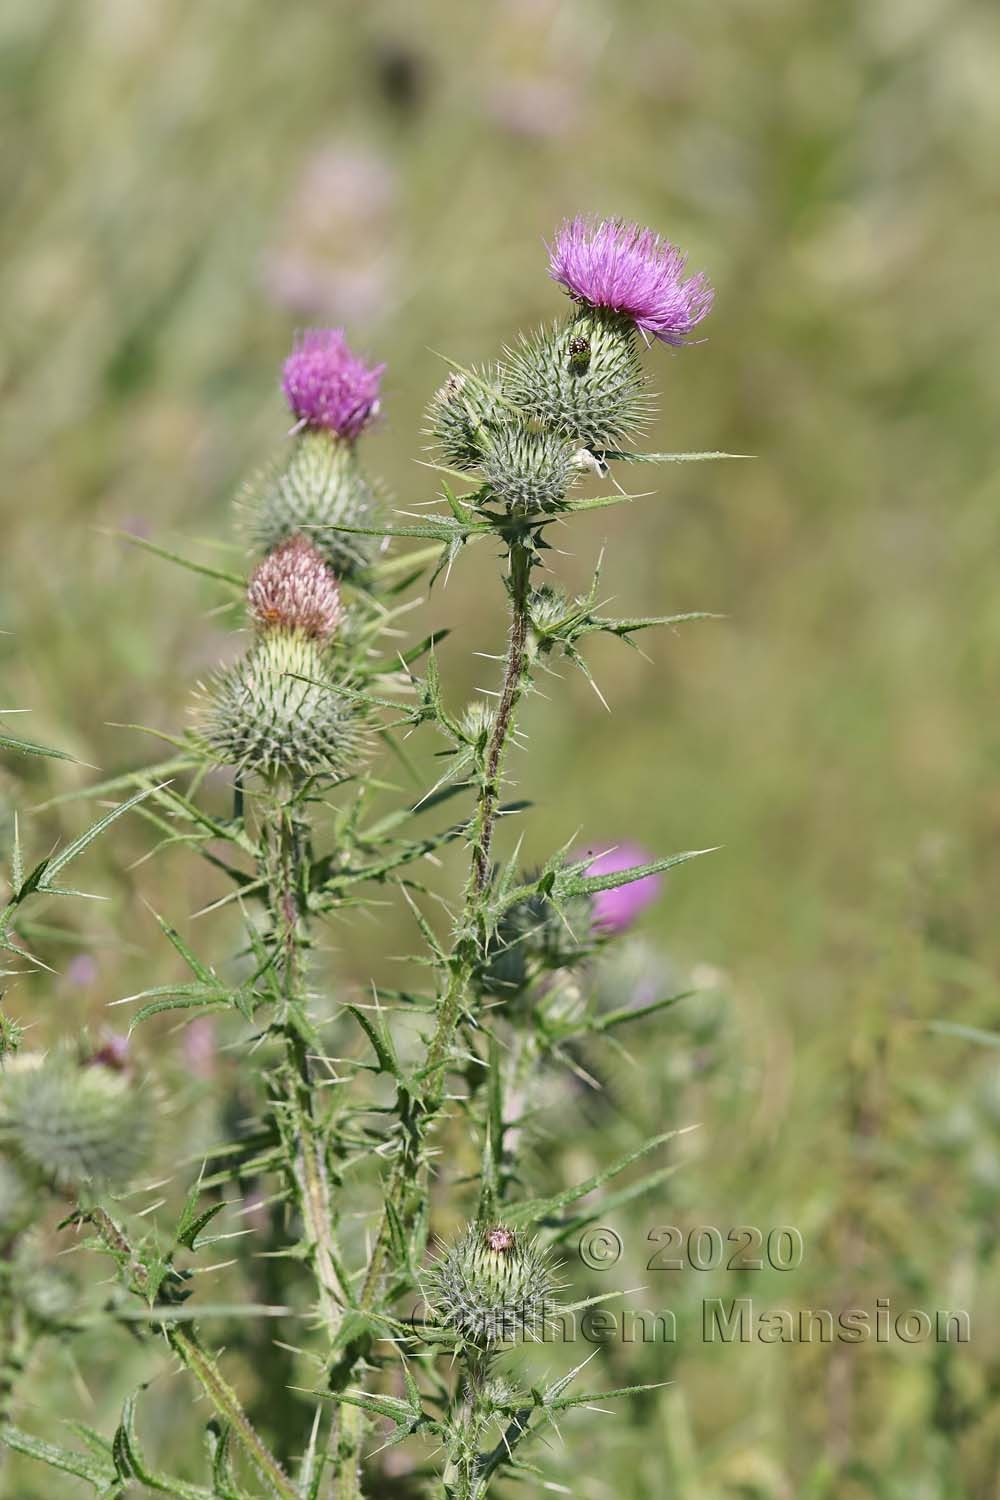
[
  {"left": 281, "top": 328, "right": 384, "bottom": 438},
  {"left": 547, "top": 217, "right": 713, "bottom": 345},
  {"left": 248, "top": 534, "right": 343, "bottom": 640},
  {"left": 583, "top": 842, "right": 663, "bottom": 933}
]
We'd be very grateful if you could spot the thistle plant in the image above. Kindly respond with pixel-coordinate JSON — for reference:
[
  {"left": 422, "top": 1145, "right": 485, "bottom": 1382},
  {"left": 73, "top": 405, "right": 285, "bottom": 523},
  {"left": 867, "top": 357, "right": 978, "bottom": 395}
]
[{"left": 1, "top": 218, "right": 735, "bottom": 1498}]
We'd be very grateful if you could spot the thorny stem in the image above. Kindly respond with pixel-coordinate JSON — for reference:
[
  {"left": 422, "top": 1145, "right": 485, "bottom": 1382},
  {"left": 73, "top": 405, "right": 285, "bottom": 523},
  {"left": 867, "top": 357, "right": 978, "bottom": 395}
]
[
  {"left": 359, "top": 538, "right": 534, "bottom": 1308},
  {"left": 267, "top": 794, "right": 362, "bottom": 1499},
  {"left": 82, "top": 1206, "right": 297, "bottom": 1500},
  {"left": 444, "top": 1346, "right": 496, "bottom": 1500},
  {"left": 271, "top": 795, "right": 347, "bottom": 1338}
]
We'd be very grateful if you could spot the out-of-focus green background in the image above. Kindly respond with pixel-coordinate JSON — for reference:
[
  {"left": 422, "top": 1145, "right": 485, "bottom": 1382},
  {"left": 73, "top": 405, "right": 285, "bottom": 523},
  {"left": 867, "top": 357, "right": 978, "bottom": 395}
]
[{"left": 3, "top": 0, "right": 1000, "bottom": 1495}]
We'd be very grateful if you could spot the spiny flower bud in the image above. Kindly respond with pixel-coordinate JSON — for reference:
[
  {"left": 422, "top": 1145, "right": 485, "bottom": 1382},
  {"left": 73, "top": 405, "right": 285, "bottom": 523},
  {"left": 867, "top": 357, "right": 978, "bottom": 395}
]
[
  {"left": 527, "top": 582, "right": 572, "bottom": 635},
  {"left": 196, "top": 632, "right": 363, "bottom": 782},
  {"left": 478, "top": 880, "right": 596, "bottom": 998},
  {"left": 426, "top": 1224, "right": 560, "bottom": 1346},
  {"left": 282, "top": 328, "right": 383, "bottom": 439},
  {"left": 427, "top": 366, "right": 507, "bottom": 471},
  {"left": 240, "top": 429, "right": 380, "bottom": 582},
  {"left": 247, "top": 535, "right": 343, "bottom": 641},
  {"left": 0, "top": 1050, "right": 153, "bottom": 1191},
  {"left": 479, "top": 420, "right": 578, "bottom": 514},
  {"left": 506, "top": 306, "right": 649, "bottom": 449}
]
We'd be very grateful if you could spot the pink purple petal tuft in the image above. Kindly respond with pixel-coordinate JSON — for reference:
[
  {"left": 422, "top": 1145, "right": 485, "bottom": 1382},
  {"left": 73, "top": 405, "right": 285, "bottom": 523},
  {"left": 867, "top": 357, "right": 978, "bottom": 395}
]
[{"left": 548, "top": 217, "right": 713, "bottom": 345}]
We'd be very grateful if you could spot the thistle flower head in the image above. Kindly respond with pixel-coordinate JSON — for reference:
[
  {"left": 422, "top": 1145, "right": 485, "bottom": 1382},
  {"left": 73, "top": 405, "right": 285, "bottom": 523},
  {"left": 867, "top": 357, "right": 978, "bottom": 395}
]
[
  {"left": 426, "top": 1223, "right": 561, "bottom": 1346},
  {"left": 247, "top": 534, "right": 343, "bottom": 640},
  {"left": 584, "top": 843, "right": 663, "bottom": 932},
  {"left": 282, "top": 328, "right": 384, "bottom": 438},
  {"left": 548, "top": 216, "right": 713, "bottom": 346}
]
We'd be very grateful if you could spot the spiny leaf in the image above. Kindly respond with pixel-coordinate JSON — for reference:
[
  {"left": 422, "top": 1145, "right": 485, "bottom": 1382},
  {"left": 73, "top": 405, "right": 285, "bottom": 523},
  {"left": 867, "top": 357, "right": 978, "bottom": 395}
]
[
  {"left": 558, "top": 847, "right": 719, "bottom": 899},
  {"left": 0, "top": 1425, "right": 117, "bottom": 1491},
  {"left": 0, "top": 728, "right": 78, "bottom": 762},
  {"left": 505, "top": 1129, "right": 690, "bottom": 1225},
  {"left": 40, "top": 784, "right": 158, "bottom": 886},
  {"left": 113, "top": 530, "right": 246, "bottom": 588}
]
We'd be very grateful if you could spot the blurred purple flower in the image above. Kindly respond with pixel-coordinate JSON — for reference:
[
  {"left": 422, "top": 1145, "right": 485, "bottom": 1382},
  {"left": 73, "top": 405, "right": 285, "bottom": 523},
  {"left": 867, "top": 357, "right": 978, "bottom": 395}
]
[
  {"left": 262, "top": 142, "right": 397, "bottom": 321},
  {"left": 281, "top": 329, "right": 384, "bottom": 439},
  {"left": 89, "top": 1033, "right": 130, "bottom": 1071},
  {"left": 183, "top": 1017, "right": 216, "bottom": 1081},
  {"left": 583, "top": 843, "right": 663, "bottom": 933},
  {"left": 66, "top": 953, "right": 99, "bottom": 988},
  {"left": 548, "top": 217, "right": 713, "bottom": 345}
]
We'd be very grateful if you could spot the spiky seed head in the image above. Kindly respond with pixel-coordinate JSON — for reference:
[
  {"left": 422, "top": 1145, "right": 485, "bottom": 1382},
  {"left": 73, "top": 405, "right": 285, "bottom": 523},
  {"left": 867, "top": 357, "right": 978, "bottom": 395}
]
[
  {"left": 506, "top": 307, "right": 649, "bottom": 449},
  {"left": 239, "top": 429, "right": 380, "bottom": 581},
  {"left": 426, "top": 1224, "right": 560, "bottom": 1346},
  {"left": 478, "top": 880, "right": 597, "bottom": 998},
  {"left": 196, "top": 631, "right": 364, "bottom": 782},
  {"left": 479, "top": 421, "right": 577, "bottom": 515},
  {"left": 248, "top": 535, "right": 343, "bottom": 640},
  {"left": 0, "top": 1050, "right": 153, "bottom": 1191},
  {"left": 426, "top": 365, "right": 507, "bottom": 470},
  {"left": 281, "top": 327, "right": 384, "bottom": 438}
]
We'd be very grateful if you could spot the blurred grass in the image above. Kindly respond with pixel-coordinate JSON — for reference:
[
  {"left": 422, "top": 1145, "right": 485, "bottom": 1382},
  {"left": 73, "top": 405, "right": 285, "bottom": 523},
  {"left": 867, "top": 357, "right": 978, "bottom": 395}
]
[{"left": 3, "top": 0, "right": 1000, "bottom": 1495}]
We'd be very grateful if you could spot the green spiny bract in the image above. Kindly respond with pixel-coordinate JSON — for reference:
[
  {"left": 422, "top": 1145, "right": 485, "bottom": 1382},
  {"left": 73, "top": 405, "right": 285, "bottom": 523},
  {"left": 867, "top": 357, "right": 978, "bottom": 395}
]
[
  {"left": 479, "top": 420, "right": 578, "bottom": 515},
  {"left": 427, "top": 366, "right": 508, "bottom": 471},
  {"left": 196, "top": 630, "right": 364, "bottom": 781},
  {"left": 239, "top": 428, "right": 379, "bottom": 579},
  {"left": 426, "top": 1224, "right": 560, "bottom": 1346},
  {"left": 478, "top": 882, "right": 598, "bottom": 999},
  {"left": 506, "top": 307, "right": 649, "bottom": 449},
  {"left": 0, "top": 1051, "right": 152, "bottom": 1191}
]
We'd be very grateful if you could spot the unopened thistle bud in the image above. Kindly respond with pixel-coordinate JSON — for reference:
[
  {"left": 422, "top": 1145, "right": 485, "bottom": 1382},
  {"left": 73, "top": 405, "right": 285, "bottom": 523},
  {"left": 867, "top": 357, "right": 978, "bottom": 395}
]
[
  {"left": 506, "top": 306, "right": 648, "bottom": 450},
  {"left": 478, "top": 880, "right": 596, "bottom": 998},
  {"left": 241, "top": 429, "right": 381, "bottom": 581},
  {"left": 427, "top": 366, "right": 507, "bottom": 471},
  {"left": 479, "top": 420, "right": 578, "bottom": 515},
  {"left": 247, "top": 534, "right": 343, "bottom": 640},
  {"left": 197, "top": 632, "right": 362, "bottom": 783},
  {"left": 0, "top": 1049, "right": 153, "bottom": 1191},
  {"left": 426, "top": 1224, "right": 560, "bottom": 1346}
]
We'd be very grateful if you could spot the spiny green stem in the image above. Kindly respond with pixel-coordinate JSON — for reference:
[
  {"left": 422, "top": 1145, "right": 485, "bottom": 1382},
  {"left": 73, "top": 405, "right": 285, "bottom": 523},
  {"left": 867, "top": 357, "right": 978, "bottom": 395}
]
[
  {"left": 267, "top": 797, "right": 361, "bottom": 1499},
  {"left": 82, "top": 1207, "right": 295, "bottom": 1499},
  {"left": 360, "top": 539, "right": 534, "bottom": 1310},
  {"left": 425, "top": 538, "right": 533, "bottom": 1094},
  {"left": 168, "top": 1328, "right": 298, "bottom": 1500}
]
